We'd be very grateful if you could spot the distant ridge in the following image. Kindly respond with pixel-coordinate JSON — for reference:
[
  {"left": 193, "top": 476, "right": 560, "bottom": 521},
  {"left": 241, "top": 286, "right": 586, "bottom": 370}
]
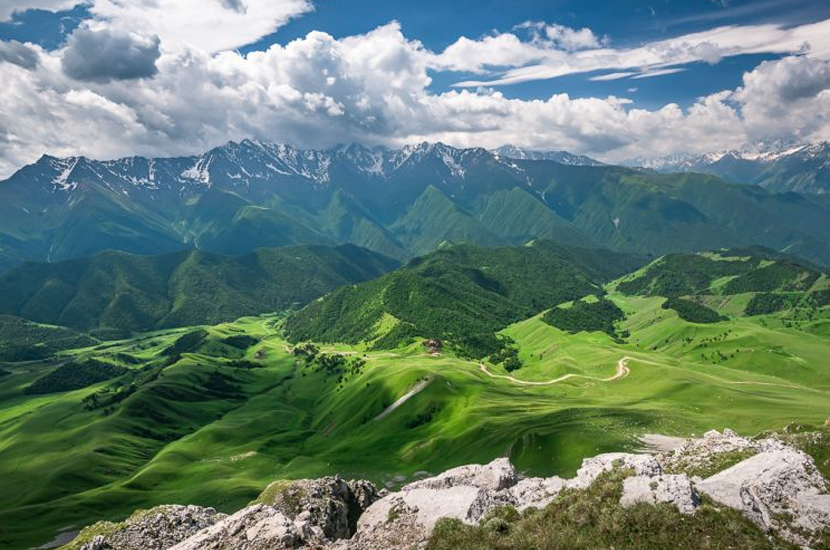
[
  {"left": 632, "top": 141, "right": 830, "bottom": 194},
  {"left": 1, "top": 140, "right": 830, "bottom": 271},
  {"left": 0, "top": 244, "right": 398, "bottom": 336},
  {"left": 492, "top": 145, "right": 604, "bottom": 166}
]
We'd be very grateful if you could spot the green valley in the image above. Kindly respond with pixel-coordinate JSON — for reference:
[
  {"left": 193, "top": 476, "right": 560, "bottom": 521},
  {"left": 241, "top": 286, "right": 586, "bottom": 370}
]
[{"left": 0, "top": 245, "right": 828, "bottom": 550}]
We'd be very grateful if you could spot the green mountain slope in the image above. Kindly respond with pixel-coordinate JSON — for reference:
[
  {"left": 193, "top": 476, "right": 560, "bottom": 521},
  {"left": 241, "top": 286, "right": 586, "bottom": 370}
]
[
  {"left": 0, "top": 316, "right": 98, "bottom": 361},
  {"left": 3, "top": 142, "right": 830, "bottom": 272},
  {"left": 285, "top": 241, "right": 645, "bottom": 355},
  {"left": 613, "top": 248, "right": 829, "bottom": 318},
  {"left": 0, "top": 245, "right": 398, "bottom": 336}
]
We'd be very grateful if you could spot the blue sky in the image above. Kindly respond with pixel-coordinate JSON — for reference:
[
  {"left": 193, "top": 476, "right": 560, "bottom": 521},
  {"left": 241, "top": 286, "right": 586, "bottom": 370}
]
[
  {"left": 1, "top": 0, "right": 830, "bottom": 175},
  {"left": 4, "top": 0, "right": 830, "bottom": 107}
]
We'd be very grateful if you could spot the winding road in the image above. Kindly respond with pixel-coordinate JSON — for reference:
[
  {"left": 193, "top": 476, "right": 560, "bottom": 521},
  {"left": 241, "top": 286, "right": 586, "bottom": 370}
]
[{"left": 478, "top": 356, "right": 631, "bottom": 386}]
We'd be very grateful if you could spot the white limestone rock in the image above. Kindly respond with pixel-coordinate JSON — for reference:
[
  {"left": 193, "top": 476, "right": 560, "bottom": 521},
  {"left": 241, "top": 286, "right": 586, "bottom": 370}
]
[
  {"left": 508, "top": 476, "right": 567, "bottom": 511},
  {"left": 569, "top": 452, "right": 662, "bottom": 490},
  {"left": 402, "top": 457, "right": 517, "bottom": 492},
  {"left": 621, "top": 474, "right": 699, "bottom": 514},
  {"left": 696, "top": 447, "right": 830, "bottom": 547}
]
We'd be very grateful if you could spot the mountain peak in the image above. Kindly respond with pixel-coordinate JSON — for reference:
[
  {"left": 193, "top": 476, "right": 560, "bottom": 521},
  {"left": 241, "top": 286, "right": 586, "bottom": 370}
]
[{"left": 492, "top": 145, "right": 604, "bottom": 166}]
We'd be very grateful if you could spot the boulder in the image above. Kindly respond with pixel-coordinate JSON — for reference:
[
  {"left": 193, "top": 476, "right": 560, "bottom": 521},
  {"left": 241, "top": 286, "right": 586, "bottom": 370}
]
[
  {"left": 75, "top": 505, "right": 223, "bottom": 550},
  {"left": 255, "top": 476, "right": 379, "bottom": 540},
  {"left": 358, "top": 486, "right": 497, "bottom": 535},
  {"left": 352, "top": 458, "right": 516, "bottom": 550},
  {"left": 696, "top": 447, "right": 830, "bottom": 546},
  {"left": 401, "top": 458, "right": 517, "bottom": 492},
  {"left": 169, "top": 504, "right": 303, "bottom": 550},
  {"left": 508, "top": 476, "right": 567, "bottom": 511},
  {"left": 569, "top": 453, "right": 662, "bottom": 490},
  {"left": 620, "top": 474, "right": 699, "bottom": 514}
]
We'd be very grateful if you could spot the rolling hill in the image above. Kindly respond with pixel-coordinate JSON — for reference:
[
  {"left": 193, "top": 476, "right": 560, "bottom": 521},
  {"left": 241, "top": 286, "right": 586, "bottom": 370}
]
[
  {"left": 1, "top": 264, "right": 829, "bottom": 549},
  {"left": 2, "top": 141, "right": 830, "bottom": 273},
  {"left": 613, "top": 248, "right": 830, "bottom": 319},
  {"left": 285, "top": 241, "right": 645, "bottom": 355},
  {"left": 0, "top": 244, "right": 398, "bottom": 336}
]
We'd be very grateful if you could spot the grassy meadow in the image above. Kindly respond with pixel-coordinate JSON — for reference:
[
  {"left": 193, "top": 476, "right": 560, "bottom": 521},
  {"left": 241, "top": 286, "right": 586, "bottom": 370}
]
[{"left": 1, "top": 295, "right": 829, "bottom": 549}]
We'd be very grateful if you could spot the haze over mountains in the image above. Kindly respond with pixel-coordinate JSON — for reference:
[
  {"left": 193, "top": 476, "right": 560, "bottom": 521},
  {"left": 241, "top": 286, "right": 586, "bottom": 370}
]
[
  {"left": 3, "top": 139, "right": 830, "bottom": 274},
  {"left": 636, "top": 141, "right": 830, "bottom": 194}
]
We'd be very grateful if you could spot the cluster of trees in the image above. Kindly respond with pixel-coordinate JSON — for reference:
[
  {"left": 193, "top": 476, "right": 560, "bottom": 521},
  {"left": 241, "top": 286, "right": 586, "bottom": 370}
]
[
  {"left": 618, "top": 252, "right": 822, "bottom": 300},
  {"left": 543, "top": 297, "right": 625, "bottom": 338},
  {"left": 292, "top": 343, "right": 367, "bottom": 388},
  {"left": 163, "top": 329, "right": 209, "bottom": 357},
  {"left": 489, "top": 339, "right": 523, "bottom": 372},
  {"left": 662, "top": 297, "right": 726, "bottom": 324},
  {"left": 618, "top": 254, "right": 752, "bottom": 297},
  {"left": 745, "top": 293, "right": 795, "bottom": 315},
  {"left": 724, "top": 261, "right": 820, "bottom": 294},
  {"left": 26, "top": 359, "right": 128, "bottom": 395},
  {"left": 0, "top": 315, "right": 98, "bottom": 362},
  {"left": 81, "top": 364, "right": 162, "bottom": 411},
  {"left": 223, "top": 335, "right": 259, "bottom": 350},
  {"left": 406, "top": 404, "right": 442, "bottom": 429}
]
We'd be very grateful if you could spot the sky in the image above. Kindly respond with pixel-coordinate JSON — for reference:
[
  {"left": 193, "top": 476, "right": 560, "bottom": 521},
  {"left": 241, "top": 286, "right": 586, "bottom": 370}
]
[{"left": 1, "top": 0, "right": 830, "bottom": 177}]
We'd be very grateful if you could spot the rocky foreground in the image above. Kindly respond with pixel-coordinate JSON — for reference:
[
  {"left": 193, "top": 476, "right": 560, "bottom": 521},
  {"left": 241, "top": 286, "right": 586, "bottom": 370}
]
[{"left": 66, "top": 429, "right": 830, "bottom": 550}]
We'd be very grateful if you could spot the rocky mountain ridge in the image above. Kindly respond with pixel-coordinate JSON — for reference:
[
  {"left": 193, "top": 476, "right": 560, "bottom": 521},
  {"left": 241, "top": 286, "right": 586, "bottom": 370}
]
[
  {"left": 3, "top": 137, "right": 830, "bottom": 273},
  {"left": 29, "top": 141, "right": 584, "bottom": 194},
  {"left": 65, "top": 429, "right": 830, "bottom": 550}
]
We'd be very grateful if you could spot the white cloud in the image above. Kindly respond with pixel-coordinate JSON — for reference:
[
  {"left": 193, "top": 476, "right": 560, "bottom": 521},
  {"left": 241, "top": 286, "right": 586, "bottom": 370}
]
[
  {"left": 2, "top": 12, "right": 830, "bottom": 177},
  {"left": 1, "top": 0, "right": 315, "bottom": 53},
  {"left": 0, "top": 0, "right": 81, "bottom": 21},
  {"left": 87, "top": 0, "right": 315, "bottom": 53},
  {"left": 517, "top": 21, "right": 605, "bottom": 51},
  {"left": 448, "top": 19, "right": 830, "bottom": 87},
  {"left": 732, "top": 55, "right": 830, "bottom": 143}
]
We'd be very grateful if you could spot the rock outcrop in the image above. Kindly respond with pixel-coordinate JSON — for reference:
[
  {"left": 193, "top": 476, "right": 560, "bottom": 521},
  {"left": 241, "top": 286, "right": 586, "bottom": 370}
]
[
  {"left": 696, "top": 447, "right": 830, "bottom": 547},
  {"left": 620, "top": 474, "right": 699, "bottom": 514},
  {"left": 75, "top": 505, "right": 223, "bottom": 550},
  {"left": 351, "top": 452, "right": 677, "bottom": 549},
  {"left": 65, "top": 430, "right": 830, "bottom": 550},
  {"left": 255, "top": 477, "right": 381, "bottom": 540},
  {"left": 168, "top": 504, "right": 315, "bottom": 550}
]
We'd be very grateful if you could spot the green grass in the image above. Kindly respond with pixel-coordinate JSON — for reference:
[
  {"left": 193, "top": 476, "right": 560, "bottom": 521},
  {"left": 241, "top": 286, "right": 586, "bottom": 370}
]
[
  {"left": 426, "top": 470, "right": 798, "bottom": 550},
  {"left": 1, "top": 299, "right": 829, "bottom": 549}
]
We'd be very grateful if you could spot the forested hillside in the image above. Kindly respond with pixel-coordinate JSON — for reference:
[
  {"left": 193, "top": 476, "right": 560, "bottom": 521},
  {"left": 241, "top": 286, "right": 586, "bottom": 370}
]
[
  {"left": 0, "top": 244, "right": 398, "bottom": 336},
  {"left": 286, "top": 241, "right": 644, "bottom": 356}
]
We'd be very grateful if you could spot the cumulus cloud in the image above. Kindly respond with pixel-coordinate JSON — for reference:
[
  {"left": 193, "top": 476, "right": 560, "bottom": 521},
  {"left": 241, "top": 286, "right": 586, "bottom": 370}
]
[
  {"left": 732, "top": 55, "right": 830, "bottom": 142},
  {"left": 0, "top": 40, "right": 39, "bottom": 68},
  {"left": 2, "top": 10, "right": 830, "bottom": 177},
  {"left": 518, "top": 21, "right": 606, "bottom": 51},
  {"left": 61, "top": 28, "right": 161, "bottom": 82}
]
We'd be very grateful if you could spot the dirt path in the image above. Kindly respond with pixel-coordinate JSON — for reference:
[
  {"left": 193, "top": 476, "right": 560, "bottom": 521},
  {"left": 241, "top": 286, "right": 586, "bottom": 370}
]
[
  {"left": 260, "top": 320, "right": 275, "bottom": 339},
  {"left": 374, "top": 378, "right": 432, "bottom": 421},
  {"left": 478, "top": 357, "right": 631, "bottom": 386}
]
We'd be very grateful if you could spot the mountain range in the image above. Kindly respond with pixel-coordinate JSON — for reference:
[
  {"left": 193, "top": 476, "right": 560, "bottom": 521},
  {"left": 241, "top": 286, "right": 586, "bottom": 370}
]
[
  {"left": 2, "top": 140, "right": 830, "bottom": 274},
  {"left": 636, "top": 141, "right": 830, "bottom": 194}
]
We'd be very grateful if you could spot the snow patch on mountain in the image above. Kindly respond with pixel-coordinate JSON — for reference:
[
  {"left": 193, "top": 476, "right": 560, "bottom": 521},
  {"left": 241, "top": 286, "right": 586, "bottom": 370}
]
[{"left": 51, "top": 157, "right": 80, "bottom": 191}]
